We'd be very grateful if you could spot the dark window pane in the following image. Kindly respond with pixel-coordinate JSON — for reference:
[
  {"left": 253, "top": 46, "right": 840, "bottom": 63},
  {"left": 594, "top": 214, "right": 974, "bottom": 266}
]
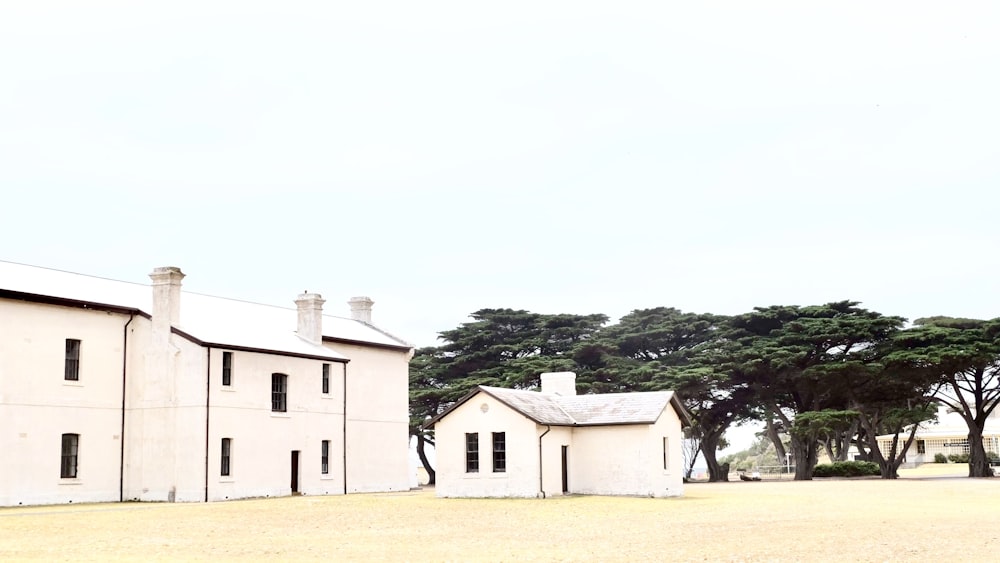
[
  {"left": 492, "top": 432, "right": 506, "bottom": 473},
  {"left": 222, "top": 352, "right": 232, "bottom": 386},
  {"left": 64, "top": 339, "right": 80, "bottom": 381},
  {"left": 321, "top": 440, "right": 330, "bottom": 474},
  {"left": 322, "top": 364, "right": 330, "bottom": 394},
  {"left": 221, "top": 438, "right": 231, "bottom": 476},
  {"left": 61, "top": 433, "right": 78, "bottom": 478},
  {"left": 271, "top": 373, "right": 287, "bottom": 412},
  {"left": 466, "top": 433, "right": 479, "bottom": 473}
]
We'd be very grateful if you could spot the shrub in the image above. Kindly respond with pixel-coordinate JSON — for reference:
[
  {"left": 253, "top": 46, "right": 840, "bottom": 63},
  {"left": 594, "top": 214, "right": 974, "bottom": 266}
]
[
  {"left": 948, "top": 453, "right": 970, "bottom": 464},
  {"left": 987, "top": 451, "right": 1000, "bottom": 462},
  {"left": 812, "top": 461, "right": 880, "bottom": 478},
  {"left": 934, "top": 453, "right": 948, "bottom": 463}
]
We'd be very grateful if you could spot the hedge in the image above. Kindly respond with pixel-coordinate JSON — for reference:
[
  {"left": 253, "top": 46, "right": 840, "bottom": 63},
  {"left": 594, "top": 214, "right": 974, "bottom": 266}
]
[{"left": 812, "top": 461, "right": 880, "bottom": 477}]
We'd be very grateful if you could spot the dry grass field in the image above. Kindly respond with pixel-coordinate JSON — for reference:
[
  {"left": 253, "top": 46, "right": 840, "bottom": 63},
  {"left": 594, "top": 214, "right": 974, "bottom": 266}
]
[{"left": 2, "top": 465, "right": 997, "bottom": 562}]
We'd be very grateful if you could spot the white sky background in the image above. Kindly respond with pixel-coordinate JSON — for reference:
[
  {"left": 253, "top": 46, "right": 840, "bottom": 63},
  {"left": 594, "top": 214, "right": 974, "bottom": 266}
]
[{"left": 3, "top": 1, "right": 999, "bottom": 361}]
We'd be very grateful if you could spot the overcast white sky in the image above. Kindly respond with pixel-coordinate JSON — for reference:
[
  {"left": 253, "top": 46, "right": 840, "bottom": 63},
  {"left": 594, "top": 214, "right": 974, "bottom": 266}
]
[{"left": 2, "top": 2, "right": 999, "bottom": 357}]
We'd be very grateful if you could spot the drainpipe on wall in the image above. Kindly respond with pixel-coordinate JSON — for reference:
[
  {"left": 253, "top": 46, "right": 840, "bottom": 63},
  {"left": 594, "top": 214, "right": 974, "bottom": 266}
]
[
  {"left": 119, "top": 313, "right": 135, "bottom": 503},
  {"left": 538, "top": 425, "right": 551, "bottom": 499},
  {"left": 342, "top": 362, "right": 348, "bottom": 495},
  {"left": 204, "top": 347, "right": 211, "bottom": 503}
]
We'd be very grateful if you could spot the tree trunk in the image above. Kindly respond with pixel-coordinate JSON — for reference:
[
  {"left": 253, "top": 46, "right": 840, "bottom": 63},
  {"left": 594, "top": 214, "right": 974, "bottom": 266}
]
[
  {"left": 967, "top": 431, "right": 994, "bottom": 478},
  {"left": 702, "top": 430, "right": 728, "bottom": 482},
  {"left": 857, "top": 412, "right": 917, "bottom": 479},
  {"left": 684, "top": 449, "right": 698, "bottom": 480},
  {"left": 831, "top": 420, "right": 858, "bottom": 462},
  {"left": 789, "top": 434, "right": 817, "bottom": 480},
  {"left": 765, "top": 416, "right": 787, "bottom": 463},
  {"left": 416, "top": 433, "right": 436, "bottom": 485}
]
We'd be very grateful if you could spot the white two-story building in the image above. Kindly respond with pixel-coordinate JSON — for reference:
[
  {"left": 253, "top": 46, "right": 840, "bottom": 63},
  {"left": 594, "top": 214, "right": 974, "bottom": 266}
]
[{"left": 0, "top": 261, "right": 412, "bottom": 506}]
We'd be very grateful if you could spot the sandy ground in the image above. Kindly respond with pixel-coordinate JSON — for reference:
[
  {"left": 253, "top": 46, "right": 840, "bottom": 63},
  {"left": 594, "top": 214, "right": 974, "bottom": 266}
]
[{"left": 1, "top": 464, "right": 996, "bottom": 562}]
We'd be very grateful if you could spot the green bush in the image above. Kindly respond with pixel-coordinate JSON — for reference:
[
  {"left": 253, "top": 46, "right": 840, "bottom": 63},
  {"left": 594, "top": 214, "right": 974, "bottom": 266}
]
[
  {"left": 987, "top": 451, "right": 1000, "bottom": 462},
  {"left": 812, "top": 461, "right": 880, "bottom": 477},
  {"left": 934, "top": 453, "right": 948, "bottom": 463},
  {"left": 948, "top": 453, "right": 970, "bottom": 464}
]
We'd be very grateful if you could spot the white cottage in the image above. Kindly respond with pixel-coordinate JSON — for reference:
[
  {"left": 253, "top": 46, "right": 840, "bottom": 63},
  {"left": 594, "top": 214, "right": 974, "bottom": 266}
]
[
  {"left": 0, "top": 261, "right": 412, "bottom": 506},
  {"left": 429, "top": 372, "right": 691, "bottom": 498}
]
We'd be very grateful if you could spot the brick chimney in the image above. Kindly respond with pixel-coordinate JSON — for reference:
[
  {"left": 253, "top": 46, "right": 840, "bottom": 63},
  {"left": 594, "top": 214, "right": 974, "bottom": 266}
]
[
  {"left": 348, "top": 296, "right": 374, "bottom": 324},
  {"left": 541, "top": 372, "right": 577, "bottom": 396},
  {"left": 295, "top": 292, "right": 326, "bottom": 345},
  {"left": 149, "top": 267, "right": 185, "bottom": 343}
]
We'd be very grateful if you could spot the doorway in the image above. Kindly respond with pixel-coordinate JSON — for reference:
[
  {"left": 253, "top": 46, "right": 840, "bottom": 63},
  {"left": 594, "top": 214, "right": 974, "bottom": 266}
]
[
  {"left": 561, "top": 445, "right": 569, "bottom": 493},
  {"left": 291, "top": 450, "right": 300, "bottom": 493}
]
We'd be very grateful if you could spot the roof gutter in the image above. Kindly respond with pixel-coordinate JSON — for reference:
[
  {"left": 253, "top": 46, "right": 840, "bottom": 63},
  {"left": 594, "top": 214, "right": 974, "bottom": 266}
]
[
  {"left": 204, "top": 346, "right": 211, "bottom": 502},
  {"left": 538, "top": 425, "right": 551, "bottom": 499},
  {"left": 343, "top": 362, "right": 348, "bottom": 495},
  {"left": 119, "top": 312, "right": 135, "bottom": 502}
]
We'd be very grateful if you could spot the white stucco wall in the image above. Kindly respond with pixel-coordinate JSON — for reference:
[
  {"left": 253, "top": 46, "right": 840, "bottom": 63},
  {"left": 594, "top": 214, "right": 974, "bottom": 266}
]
[
  {"left": 539, "top": 426, "right": 573, "bottom": 497},
  {"left": 434, "top": 392, "right": 541, "bottom": 498},
  {"left": 205, "top": 349, "right": 346, "bottom": 501},
  {"left": 434, "top": 395, "right": 686, "bottom": 499},
  {"left": 0, "top": 301, "right": 131, "bottom": 506},
  {"left": 569, "top": 411, "right": 684, "bottom": 498},
  {"left": 329, "top": 341, "right": 411, "bottom": 493},
  {"left": 2, "top": 293, "right": 412, "bottom": 506}
]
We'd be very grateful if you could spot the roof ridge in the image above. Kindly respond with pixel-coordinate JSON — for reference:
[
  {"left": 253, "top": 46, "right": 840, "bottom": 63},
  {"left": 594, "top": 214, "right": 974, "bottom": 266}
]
[{"left": 0, "top": 258, "right": 149, "bottom": 287}]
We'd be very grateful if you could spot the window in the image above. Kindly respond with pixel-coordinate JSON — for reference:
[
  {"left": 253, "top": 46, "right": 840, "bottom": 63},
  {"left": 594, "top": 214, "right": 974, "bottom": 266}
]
[
  {"left": 917, "top": 440, "right": 926, "bottom": 454},
  {"left": 222, "top": 352, "right": 233, "bottom": 386},
  {"left": 322, "top": 363, "right": 330, "bottom": 394},
  {"left": 61, "top": 433, "right": 79, "bottom": 478},
  {"left": 321, "top": 440, "right": 330, "bottom": 474},
  {"left": 271, "top": 373, "right": 287, "bottom": 412},
  {"left": 492, "top": 432, "right": 506, "bottom": 473},
  {"left": 221, "top": 438, "right": 232, "bottom": 476},
  {"left": 465, "top": 433, "right": 479, "bottom": 473},
  {"left": 663, "top": 437, "right": 669, "bottom": 470},
  {"left": 64, "top": 339, "right": 81, "bottom": 381}
]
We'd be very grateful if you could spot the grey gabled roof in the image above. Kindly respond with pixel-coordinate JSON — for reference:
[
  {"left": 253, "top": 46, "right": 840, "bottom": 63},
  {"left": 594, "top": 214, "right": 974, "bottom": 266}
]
[{"left": 427, "top": 385, "right": 691, "bottom": 428}]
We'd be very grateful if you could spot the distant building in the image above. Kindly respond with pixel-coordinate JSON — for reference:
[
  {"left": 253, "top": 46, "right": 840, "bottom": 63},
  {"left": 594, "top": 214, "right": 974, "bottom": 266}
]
[
  {"left": 0, "top": 261, "right": 412, "bottom": 506},
  {"left": 876, "top": 405, "right": 1000, "bottom": 465},
  {"left": 428, "top": 372, "right": 690, "bottom": 498}
]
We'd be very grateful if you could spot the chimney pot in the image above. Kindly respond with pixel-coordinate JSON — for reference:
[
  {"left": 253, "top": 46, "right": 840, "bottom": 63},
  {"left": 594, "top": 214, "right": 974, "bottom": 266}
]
[
  {"left": 295, "top": 293, "right": 326, "bottom": 344},
  {"left": 540, "top": 372, "right": 577, "bottom": 396},
  {"left": 348, "top": 296, "right": 374, "bottom": 324},
  {"left": 149, "top": 266, "right": 185, "bottom": 327}
]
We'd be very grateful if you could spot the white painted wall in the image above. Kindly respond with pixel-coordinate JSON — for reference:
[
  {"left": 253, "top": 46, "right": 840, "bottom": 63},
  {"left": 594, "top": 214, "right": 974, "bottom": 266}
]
[
  {"left": 569, "top": 412, "right": 684, "bottom": 498},
  {"left": 1, "top": 295, "right": 412, "bottom": 506},
  {"left": 205, "top": 349, "right": 347, "bottom": 501},
  {"left": 331, "top": 341, "right": 411, "bottom": 493},
  {"left": 0, "top": 300, "right": 130, "bottom": 506},
  {"left": 434, "top": 392, "right": 541, "bottom": 498},
  {"left": 539, "top": 425, "right": 573, "bottom": 497},
  {"left": 434, "top": 393, "right": 686, "bottom": 499}
]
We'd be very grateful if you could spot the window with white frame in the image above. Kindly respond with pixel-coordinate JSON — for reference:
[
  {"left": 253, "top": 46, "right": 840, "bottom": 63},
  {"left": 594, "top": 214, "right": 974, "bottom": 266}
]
[
  {"left": 663, "top": 437, "right": 669, "bottom": 470},
  {"left": 321, "top": 440, "right": 330, "bottom": 474},
  {"left": 61, "top": 433, "right": 79, "bottom": 478},
  {"left": 64, "top": 339, "right": 81, "bottom": 381},
  {"left": 465, "top": 433, "right": 479, "bottom": 473},
  {"left": 272, "top": 373, "right": 288, "bottom": 412},
  {"left": 221, "top": 438, "right": 232, "bottom": 476},
  {"left": 492, "top": 432, "right": 506, "bottom": 472},
  {"left": 222, "top": 352, "right": 233, "bottom": 386}
]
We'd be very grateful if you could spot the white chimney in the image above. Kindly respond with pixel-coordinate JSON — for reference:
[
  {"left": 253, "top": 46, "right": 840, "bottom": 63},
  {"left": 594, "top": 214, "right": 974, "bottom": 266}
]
[
  {"left": 348, "top": 296, "right": 374, "bottom": 324},
  {"left": 541, "top": 372, "right": 577, "bottom": 396},
  {"left": 149, "top": 266, "right": 185, "bottom": 327},
  {"left": 295, "top": 292, "right": 326, "bottom": 344}
]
